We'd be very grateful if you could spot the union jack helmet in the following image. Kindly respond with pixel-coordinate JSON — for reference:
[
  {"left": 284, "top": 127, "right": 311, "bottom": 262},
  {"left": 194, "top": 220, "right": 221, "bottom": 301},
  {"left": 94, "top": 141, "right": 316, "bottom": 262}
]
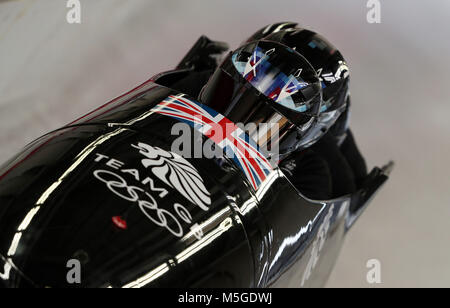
[
  {"left": 199, "top": 39, "right": 323, "bottom": 159},
  {"left": 245, "top": 22, "right": 352, "bottom": 145}
]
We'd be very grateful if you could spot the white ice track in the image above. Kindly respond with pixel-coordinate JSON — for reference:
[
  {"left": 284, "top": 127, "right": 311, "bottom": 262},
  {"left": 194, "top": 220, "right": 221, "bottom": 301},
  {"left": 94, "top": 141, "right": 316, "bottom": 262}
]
[{"left": 1, "top": 0, "right": 450, "bottom": 287}]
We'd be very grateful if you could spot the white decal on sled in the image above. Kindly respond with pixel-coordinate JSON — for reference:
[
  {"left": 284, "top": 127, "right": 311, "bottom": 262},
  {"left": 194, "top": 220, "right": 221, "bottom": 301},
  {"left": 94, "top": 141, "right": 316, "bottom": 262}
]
[
  {"left": 92, "top": 145, "right": 211, "bottom": 239},
  {"left": 132, "top": 143, "right": 211, "bottom": 211}
]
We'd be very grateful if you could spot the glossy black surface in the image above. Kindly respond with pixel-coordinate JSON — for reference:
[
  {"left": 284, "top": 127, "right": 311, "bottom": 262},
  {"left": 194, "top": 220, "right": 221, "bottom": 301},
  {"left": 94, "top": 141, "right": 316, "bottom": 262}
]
[{"left": 0, "top": 48, "right": 390, "bottom": 288}]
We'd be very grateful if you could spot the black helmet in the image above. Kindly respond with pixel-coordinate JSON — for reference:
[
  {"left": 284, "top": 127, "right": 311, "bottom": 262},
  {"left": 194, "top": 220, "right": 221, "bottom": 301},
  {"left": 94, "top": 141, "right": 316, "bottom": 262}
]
[
  {"left": 243, "top": 22, "right": 299, "bottom": 44},
  {"left": 199, "top": 39, "right": 322, "bottom": 160},
  {"left": 246, "top": 23, "right": 351, "bottom": 145}
]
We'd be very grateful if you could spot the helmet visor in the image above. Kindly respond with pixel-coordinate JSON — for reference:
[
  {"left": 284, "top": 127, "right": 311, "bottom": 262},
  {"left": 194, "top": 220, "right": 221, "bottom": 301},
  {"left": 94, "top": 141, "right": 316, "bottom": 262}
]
[
  {"left": 231, "top": 40, "right": 322, "bottom": 118},
  {"left": 199, "top": 56, "right": 319, "bottom": 157}
]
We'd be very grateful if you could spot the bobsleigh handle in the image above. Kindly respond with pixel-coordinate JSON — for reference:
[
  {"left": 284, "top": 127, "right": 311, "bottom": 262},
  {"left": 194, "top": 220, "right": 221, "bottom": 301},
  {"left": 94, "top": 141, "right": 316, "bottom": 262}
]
[
  {"left": 346, "top": 161, "right": 394, "bottom": 230},
  {"left": 176, "top": 35, "right": 229, "bottom": 71}
]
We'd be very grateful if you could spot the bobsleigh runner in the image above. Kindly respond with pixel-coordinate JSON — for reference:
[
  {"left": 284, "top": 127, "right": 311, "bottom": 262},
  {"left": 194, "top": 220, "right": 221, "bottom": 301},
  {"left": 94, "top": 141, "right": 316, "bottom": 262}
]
[{"left": 0, "top": 22, "right": 393, "bottom": 288}]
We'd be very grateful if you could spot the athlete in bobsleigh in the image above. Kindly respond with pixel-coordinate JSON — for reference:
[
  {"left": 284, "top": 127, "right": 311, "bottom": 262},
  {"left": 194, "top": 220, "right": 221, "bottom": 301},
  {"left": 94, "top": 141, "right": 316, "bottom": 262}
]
[
  {"left": 155, "top": 22, "right": 392, "bottom": 201},
  {"left": 0, "top": 22, "right": 393, "bottom": 287}
]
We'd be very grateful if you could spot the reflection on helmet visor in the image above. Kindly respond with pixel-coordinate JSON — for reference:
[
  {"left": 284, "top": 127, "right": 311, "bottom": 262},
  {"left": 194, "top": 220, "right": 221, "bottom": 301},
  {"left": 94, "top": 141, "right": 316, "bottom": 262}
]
[{"left": 232, "top": 42, "right": 320, "bottom": 115}]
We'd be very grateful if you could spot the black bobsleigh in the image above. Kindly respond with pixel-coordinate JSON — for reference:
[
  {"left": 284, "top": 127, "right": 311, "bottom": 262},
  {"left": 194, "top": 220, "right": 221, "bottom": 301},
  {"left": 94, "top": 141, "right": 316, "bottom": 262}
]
[{"left": 0, "top": 34, "right": 393, "bottom": 288}]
